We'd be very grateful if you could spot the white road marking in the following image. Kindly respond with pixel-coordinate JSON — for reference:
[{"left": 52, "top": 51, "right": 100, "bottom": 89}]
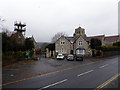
[
  {"left": 41, "top": 79, "right": 67, "bottom": 89},
  {"left": 112, "top": 61, "right": 118, "bottom": 64},
  {"left": 77, "top": 70, "right": 94, "bottom": 77},
  {"left": 99, "top": 64, "right": 109, "bottom": 68}
]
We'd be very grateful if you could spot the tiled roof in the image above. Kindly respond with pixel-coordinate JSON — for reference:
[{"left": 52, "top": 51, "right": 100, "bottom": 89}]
[
  {"left": 65, "top": 37, "right": 77, "bottom": 42},
  {"left": 65, "top": 34, "right": 89, "bottom": 42},
  {"left": 87, "top": 35, "right": 105, "bottom": 40},
  {"left": 83, "top": 34, "right": 89, "bottom": 41},
  {"left": 65, "top": 37, "right": 75, "bottom": 41}
]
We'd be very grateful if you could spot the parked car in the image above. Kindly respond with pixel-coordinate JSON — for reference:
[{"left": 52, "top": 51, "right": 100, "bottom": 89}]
[
  {"left": 75, "top": 54, "right": 83, "bottom": 61},
  {"left": 57, "top": 54, "right": 64, "bottom": 60},
  {"left": 67, "top": 54, "right": 74, "bottom": 61}
]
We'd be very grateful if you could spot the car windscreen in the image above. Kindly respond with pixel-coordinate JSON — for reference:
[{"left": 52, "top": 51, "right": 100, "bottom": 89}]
[
  {"left": 68, "top": 55, "right": 73, "bottom": 57},
  {"left": 58, "top": 55, "right": 62, "bottom": 57}
]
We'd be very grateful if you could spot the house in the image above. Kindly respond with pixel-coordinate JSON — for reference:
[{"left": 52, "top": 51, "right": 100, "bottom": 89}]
[
  {"left": 55, "top": 27, "right": 92, "bottom": 56},
  {"left": 55, "top": 26, "right": 120, "bottom": 57}
]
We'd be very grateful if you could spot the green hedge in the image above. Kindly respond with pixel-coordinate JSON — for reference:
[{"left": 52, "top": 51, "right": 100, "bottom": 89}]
[
  {"left": 96, "top": 46, "right": 120, "bottom": 51},
  {"left": 113, "top": 42, "right": 120, "bottom": 47},
  {"left": 3, "top": 50, "right": 34, "bottom": 59}
]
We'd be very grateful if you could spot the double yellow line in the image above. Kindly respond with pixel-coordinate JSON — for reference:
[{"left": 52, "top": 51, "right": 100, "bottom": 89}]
[{"left": 95, "top": 73, "right": 120, "bottom": 90}]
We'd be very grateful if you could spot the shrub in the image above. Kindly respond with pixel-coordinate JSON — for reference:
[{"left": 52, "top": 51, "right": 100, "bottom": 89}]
[
  {"left": 90, "top": 38, "right": 102, "bottom": 49},
  {"left": 96, "top": 46, "right": 120, "bottom": 51},
  {"left": 113, "top": 42, "right": 120, "bottom": 47}
]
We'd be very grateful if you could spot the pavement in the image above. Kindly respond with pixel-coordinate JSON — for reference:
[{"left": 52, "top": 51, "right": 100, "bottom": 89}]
[{"left": 2, "top": 55, "right": 120, "bottom": 89}]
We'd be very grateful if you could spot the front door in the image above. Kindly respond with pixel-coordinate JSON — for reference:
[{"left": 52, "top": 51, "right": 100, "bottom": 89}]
[{"left": 70, "top": 50, "right": 73, "bottom": 54}]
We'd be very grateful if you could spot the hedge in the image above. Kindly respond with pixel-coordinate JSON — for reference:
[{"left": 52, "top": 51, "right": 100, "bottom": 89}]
[{"left": 96, "top": 46, "right": 120, "bottom": 51}]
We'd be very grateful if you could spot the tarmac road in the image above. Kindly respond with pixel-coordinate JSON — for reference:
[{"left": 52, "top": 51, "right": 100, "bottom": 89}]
[{"left": 2, "top": 56, "right": 119, "bottom": 89}]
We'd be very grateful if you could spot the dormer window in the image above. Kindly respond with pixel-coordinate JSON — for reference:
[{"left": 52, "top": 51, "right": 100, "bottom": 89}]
[
  {"left": 60, "top": 41, "right": 65, "bottom": 45},
  {"left": 78, "top": 41, "right": 83, "bottom": 46}
]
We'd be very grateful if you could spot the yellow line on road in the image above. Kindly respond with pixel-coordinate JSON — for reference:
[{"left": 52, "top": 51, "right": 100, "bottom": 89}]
[
  {"left": 95, "top": 73, "right": 120, "bottom": 90},
  {"left": 1, "top": 61, "right": 97, "bottom": 87}
]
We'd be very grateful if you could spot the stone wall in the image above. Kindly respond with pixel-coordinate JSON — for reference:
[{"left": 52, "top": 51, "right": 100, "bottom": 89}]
[
  {"left": 102, "top": 51, "right": 120, "bottom": 57},
  {"left": 55, "top": 36, "right": 71, "bottom": 55},
  {"left": 74, "top": 36, "right": 92, "bottom": 56}
]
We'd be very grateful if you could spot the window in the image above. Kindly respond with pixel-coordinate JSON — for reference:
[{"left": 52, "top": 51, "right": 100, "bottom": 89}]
[
  {"left": 78, "top": 41, "right": 83, "bottom": 46},
  {"left": 61, "top": 48, "right": 66, "bottom": 53},
  {"left": 61, "top": 48, "right": 64, "bottom": 52},
  {"left": 60, "top": 41, "right": 65, "bottom": 45},
  {"left": 76, "top": 50, "right": 85, "bottom": 55}
]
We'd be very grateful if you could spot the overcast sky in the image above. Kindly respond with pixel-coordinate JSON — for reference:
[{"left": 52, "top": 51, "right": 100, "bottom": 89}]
[{"left": 0, "top": 0, "right": 119, "bottom": 42}]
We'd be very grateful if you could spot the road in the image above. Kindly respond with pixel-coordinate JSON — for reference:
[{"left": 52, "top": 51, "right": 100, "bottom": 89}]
[{"left": 2, "top": 56, "right": 119, "bottom": 89}]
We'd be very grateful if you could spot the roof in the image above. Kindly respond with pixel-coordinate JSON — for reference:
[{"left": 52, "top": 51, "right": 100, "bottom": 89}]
[
  {"left": 65, "top": 37, "right": 76, "bottom": 42},
  {"left": 65, "top": 34, "right": 89, "bottom": 43},
  {"left": 83, "top": 34, "right": 89, "bottom": 41},
  {"left": 87, "top": 35, "right": 105, "bottom": 40}
]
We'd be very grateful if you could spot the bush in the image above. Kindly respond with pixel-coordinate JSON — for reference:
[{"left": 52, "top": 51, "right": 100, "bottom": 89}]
[
  {"left": 15, "top": 51, "right": 26, "bottom": 58},
  {"left": 90, "top": 38, "right": 102, "bottom": 49},
  {"left": 96, "top": 50, "right": 101, "bottom": 56},
  {"left": 96, "top": 46, "right": 120, "bottom": 51},
  {"left": 25, "top": 38, "right": 34, "bottom": 50},
  {"left": 29, "top": 50, "right": 34, "bottom": 57},
  {"left": 113, "top": 42, "right": 120, "bottom": 47},
  {"left": 2, "top": 32, "right": 35, "bottom": 52}
]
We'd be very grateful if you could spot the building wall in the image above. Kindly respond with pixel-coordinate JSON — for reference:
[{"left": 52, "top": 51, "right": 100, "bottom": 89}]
[
  {"left": 55, "top": 36, "right": 92, "bottom": 56},
  {"left": 104, "top": 40, "right": 115, "bottom": 46},
  {"left": 101, "top": 37, "right": 105, "bottom": 46},
  {"left": 103, "top": 36, "right": 120, "bottom": 46},
  {"left": 55, "top": 36, "right": 71, "bottom": 55},
  {"left": 74, "top": 36, "right": 91, "bottom": 56}
]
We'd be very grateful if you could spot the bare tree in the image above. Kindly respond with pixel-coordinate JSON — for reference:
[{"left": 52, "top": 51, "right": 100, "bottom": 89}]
[
  {"left": 51, "top": 32, "right": 67, "bottom": 43},
  {"left": 0, "top": 17, "right": 5, "bottom": 32},
  {"left": 0, "top": 17, "right": 14, "bottom": 36},
  {"left": 0, "top": 17, "right": 7, "bottom": 33},
  {"left": 2, "top": 28, "right": 14, "bottom": 36}
]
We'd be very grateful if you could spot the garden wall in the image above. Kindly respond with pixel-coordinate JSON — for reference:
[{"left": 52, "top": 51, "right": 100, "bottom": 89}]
[{"left": 101, "top": 51, "right": 120, "bottom": 57}]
